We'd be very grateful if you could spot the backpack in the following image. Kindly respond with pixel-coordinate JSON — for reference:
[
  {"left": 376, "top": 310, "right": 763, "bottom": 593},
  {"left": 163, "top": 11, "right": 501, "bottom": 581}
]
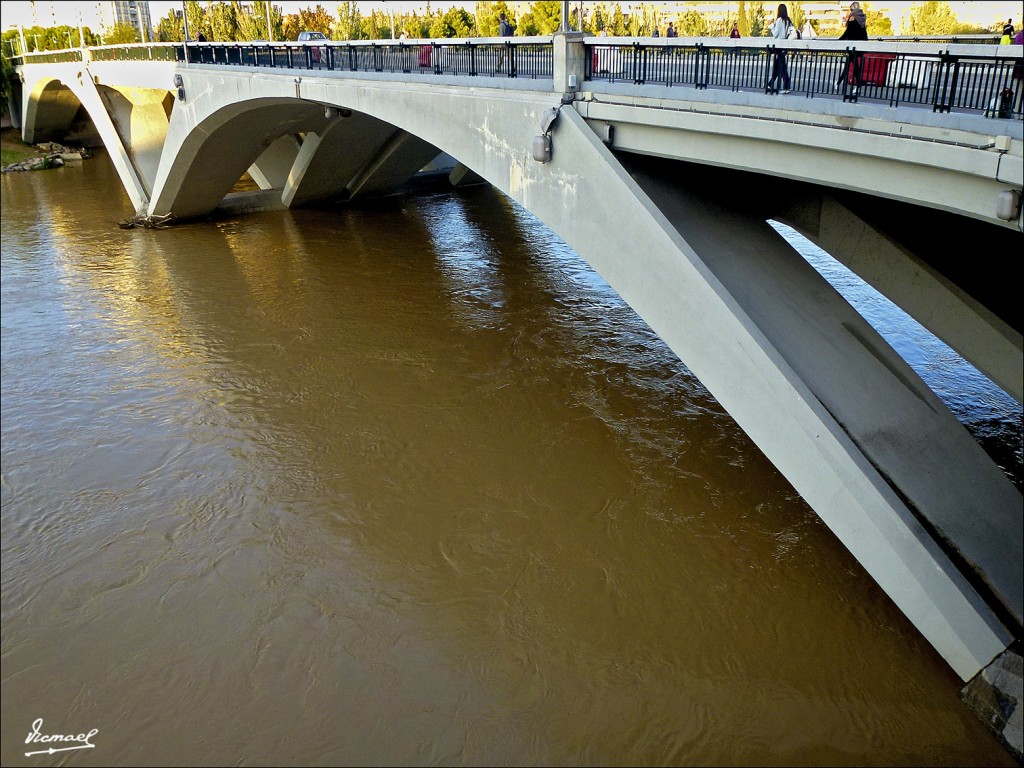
[
  {"left": 499, "top": 19, "right": 513, "bottom": 37},
  {"left": 787, "top": 21, "right": 801, "bottom": 40}
]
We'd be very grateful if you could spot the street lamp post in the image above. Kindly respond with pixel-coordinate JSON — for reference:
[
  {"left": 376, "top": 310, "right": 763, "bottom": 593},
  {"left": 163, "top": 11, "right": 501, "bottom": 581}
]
[{"left": 182, "top": 1, "right": 191, "bottom": 41}]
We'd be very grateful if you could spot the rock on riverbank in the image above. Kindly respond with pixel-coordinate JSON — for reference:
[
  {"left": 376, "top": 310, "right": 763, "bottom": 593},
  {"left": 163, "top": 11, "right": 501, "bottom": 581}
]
[{"left": 2, "top": 142, "right": 91, "bottom": 173}]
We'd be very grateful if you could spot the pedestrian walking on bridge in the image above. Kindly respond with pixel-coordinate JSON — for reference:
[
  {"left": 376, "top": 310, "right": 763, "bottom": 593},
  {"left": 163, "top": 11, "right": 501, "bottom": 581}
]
[{"left": 766, "top": 4, "right": 794, "bottom": 93}]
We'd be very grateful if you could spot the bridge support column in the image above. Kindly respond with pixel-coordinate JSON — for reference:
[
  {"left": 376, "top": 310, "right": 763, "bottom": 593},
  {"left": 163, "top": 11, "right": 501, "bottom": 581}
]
[
  {"left": 449, "top": 162, "right": 482, "bottom": 187},
  {"left": 345, "top": 130, "right": 440, "bottom": 200},
  {"left": 248, "top": 134, "right": 302, "bottom": 191},
  {"left": 72, "top": 74, "right": 151, "bottom": 214}
]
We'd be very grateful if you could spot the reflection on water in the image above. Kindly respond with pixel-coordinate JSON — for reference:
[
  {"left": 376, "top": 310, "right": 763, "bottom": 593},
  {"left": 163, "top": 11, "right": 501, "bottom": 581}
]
[{"left": 0, "top": 151, "right": 1015, "bottom": 766}]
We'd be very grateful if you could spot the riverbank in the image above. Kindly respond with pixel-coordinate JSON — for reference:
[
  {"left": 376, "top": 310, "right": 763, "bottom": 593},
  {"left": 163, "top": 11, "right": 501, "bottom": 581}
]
[
  {"left": 1, "top": 128, "right": 34, "bottom": 167},
  {"left": 1, "top": 128, "right": 90, "bottom": 171}
]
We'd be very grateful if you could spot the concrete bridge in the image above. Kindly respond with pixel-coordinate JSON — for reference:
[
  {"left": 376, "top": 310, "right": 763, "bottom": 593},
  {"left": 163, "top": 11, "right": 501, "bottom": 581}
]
[{"left": 10, "top": 33, "right": 1023, "bottom": 718}]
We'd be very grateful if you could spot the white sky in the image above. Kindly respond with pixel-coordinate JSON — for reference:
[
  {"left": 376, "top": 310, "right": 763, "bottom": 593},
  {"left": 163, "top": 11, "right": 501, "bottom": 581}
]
[{"left": 2, "top": 1, "right": 1020, "bottom": 32}]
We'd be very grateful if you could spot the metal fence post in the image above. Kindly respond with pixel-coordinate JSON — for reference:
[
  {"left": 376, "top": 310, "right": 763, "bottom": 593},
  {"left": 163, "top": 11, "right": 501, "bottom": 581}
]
[
  {"left": 933, "top": 51, "right": 953, "bottom": 112},
  {"left": 696, "top": 43, "right": 709, "bottom": 89}
]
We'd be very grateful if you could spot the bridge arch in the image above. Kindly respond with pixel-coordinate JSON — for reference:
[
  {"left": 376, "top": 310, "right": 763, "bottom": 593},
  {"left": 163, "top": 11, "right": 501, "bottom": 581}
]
[
  {"left": 146, "top": 74, "right": 543, "bottom": 221},
  {"left": 149, "top": 97, "right": 328, "bottom": 219},
  {"left": 22, "top": 75, "right": 84, "bottom": 144}
]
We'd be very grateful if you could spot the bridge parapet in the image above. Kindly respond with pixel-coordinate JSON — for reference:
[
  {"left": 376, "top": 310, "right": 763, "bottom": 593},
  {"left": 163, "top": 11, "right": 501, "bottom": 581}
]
[
  {"left": 14, "top": 36, "right": 1021, "bottom": 122},
  {"left": 585, "top": 37, "right": 1023, "bottom": 119}
]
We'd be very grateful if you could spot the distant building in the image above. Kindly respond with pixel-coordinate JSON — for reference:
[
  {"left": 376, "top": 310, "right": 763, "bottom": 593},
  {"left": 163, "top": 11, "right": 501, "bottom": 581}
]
[{"left": 106, "top": 1, "right": 153, "bottom": 42}]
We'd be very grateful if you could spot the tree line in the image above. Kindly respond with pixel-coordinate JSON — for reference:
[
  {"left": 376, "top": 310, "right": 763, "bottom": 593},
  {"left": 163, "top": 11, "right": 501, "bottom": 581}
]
[{"left": 2, "top": 1, "right": 999, "bottom": 52}]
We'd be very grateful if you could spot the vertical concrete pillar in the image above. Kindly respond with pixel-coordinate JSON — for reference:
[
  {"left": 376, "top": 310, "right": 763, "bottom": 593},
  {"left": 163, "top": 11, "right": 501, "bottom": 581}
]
[{"left": 553, "top": 32, "right": 586, "bottom": 96}]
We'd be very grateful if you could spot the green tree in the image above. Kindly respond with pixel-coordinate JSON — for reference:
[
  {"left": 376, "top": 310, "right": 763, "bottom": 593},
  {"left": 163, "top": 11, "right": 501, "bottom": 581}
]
[
  {"left": 626, "top": 8, "right": 641, "bottom": 36},
  {"left": 299, "top": 5, "right": 334, "bottom": 36},
  {"left": 643, "top": 4, "right": 662, "bottom": 35},
  {"left": 610, "top": 4, "right": 627, "bottom": 36},
  {"left": 363, "top": 9, "right": 393, "bottom": 39},
  {"left": 210, "top": 3, "right": 240, "bottom": 42},
  {"left": 106, "top": 22, "right": 140, "bottom": 44},
  {"left": 2, "top": 30, "right": 20, "bottom": 57},
  {"left": 789, "top": 1, "right": 805, "bottom": 30},
  {"left": 335, "top": 1, "right": 364, "bottom": 40},
  {"left": 3, "top": 24, "right": 101, "bottom": 51},
  {"left": 235, "top": 1, "right": 281, "bottom": 40},
  {"left": 184, "top": 1, "right": 209, "bottom": 41},
  {"left": 398, "top": 11, "right": 431, "bottom": 39},
  {"left": 677, "top": 10, "right": 711, "bottom": 36},
  {"left": 429, "top": 7, "right": 473, "bottom": 37},
  {"left": 518, "top": 1, "right": 561, "bottom": 36},
  {"left": 281, "top": 13, "right": 301, "bottom": 40},
  {"left": 156, "top": 10, "right": 184, "bottom": 42},
  {"left": 737, "top": 1, "right": 749, "bottom": 36},
  {"left": 1, "top": 47, "right": 14, "bottom": 115},
  {"left": 475, "top": 2, "right": 517, "bottom": 37},
  {"left": 864, "top": 9, "right": 893, "bottom": 36},
  {"left": 906, "top": 1, "right": 980, "bottom": 35},
  {"left": 747, "top": 2, "right": 767, "bottom": 36}
]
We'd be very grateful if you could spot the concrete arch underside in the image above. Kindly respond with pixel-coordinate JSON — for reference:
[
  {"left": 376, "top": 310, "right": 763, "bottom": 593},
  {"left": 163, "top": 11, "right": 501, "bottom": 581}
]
[
  {"left": 21, "top": 65, "right": 176, "bottom": 214},
  {"left": 25, "top": 68, "right": 1023, "bottom": 682}
]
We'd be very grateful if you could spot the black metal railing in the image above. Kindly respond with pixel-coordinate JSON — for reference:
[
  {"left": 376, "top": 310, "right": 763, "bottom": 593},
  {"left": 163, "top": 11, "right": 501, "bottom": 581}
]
[
  {"left": 10, "top": 48, "right": 83, "bottom": 64},
  {"left": 89, "top": 43, "right": 181, "bottom": 62},
  {"left": 178, "top": 39, "right": 553, "bottom": 79},
  {"left": 586, "top": 40, "right": 1023, "bottom": 119},
  {"left": 13, "top": 39, "right": 1020, "bottom": 120}
]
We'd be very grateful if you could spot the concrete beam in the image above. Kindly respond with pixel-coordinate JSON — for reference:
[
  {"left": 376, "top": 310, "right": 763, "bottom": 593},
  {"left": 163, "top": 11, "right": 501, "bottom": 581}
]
[
  {"left": 281, "top": 112, "right": 397, "bottom": 208},
  {"left": 777, "top": 193, "right": 1023, "bottom": 404},
  {"left": 20, "top": 81, "right": 80, "bottom": 144},
  {"left": 345, "top": 129, "right": 441, "bottom": 200},
  {"left": 449, "top": 162, "right": 483, "bottom": 187},
  {"left": 247, "top": 134, "right": 302, "bottom": 190},
  {"left": 150, "top": 99, "right": 325, "bottom": 219},
  {"left": 578, "top": 98, "right": 1023, "bottom": 230},
  {"left": 627, "top": 156, "right": 1022, "bottom": 634}
]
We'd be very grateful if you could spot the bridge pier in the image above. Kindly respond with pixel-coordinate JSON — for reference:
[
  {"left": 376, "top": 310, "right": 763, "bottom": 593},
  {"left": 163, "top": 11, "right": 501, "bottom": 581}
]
[{"left": 248, "top": 133, "right": 302, "bottom": 191}]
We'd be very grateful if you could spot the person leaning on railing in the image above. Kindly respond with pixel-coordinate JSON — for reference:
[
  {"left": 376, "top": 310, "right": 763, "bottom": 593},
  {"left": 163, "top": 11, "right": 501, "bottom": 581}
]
[{"left": 1000, "top": 18, "right": 1014, "bottom": 45}]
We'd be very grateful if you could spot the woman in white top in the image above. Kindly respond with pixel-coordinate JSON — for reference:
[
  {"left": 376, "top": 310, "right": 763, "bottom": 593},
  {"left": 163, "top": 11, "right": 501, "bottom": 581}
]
[{"left": 766, "top": 3, "right": 794, "bottom": 93}]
